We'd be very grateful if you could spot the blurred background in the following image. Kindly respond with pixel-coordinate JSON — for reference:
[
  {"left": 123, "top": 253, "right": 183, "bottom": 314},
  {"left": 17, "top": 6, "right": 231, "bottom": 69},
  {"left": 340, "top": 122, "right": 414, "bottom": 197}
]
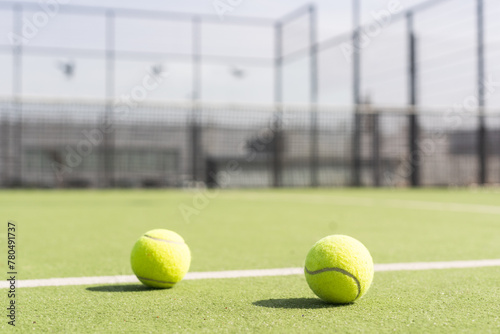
[{"left": 0, "top": 0, "right": 499, "bottom": 188}]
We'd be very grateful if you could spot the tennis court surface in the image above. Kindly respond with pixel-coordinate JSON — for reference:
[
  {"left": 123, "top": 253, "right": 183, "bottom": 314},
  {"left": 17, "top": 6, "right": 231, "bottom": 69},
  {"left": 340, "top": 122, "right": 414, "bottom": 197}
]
[{"left": 2, "top": 188, "right": 499, "bottom": 332}]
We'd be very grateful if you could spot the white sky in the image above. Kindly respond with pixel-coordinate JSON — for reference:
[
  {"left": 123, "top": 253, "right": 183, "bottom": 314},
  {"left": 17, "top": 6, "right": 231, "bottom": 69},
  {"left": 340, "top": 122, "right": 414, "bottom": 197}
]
[{"left": 0, "top": 0, "right": 499, "bottom": 108}]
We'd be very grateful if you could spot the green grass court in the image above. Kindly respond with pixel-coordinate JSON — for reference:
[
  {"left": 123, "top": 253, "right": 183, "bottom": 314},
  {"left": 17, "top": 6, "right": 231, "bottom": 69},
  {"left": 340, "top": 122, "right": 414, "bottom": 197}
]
[{"left": 1, "top": 189, "right": 500, "bottom": 332}]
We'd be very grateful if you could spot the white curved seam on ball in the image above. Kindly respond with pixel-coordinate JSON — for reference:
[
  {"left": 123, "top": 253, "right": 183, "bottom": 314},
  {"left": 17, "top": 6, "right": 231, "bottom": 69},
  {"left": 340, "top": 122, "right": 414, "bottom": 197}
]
[
  {"left": 305, "top": 267, "right": 361, "bottom": 300},
  {"left": 143, "top": 235, "right": 185, "bottom": 245},
  {"left": 136, "top": 276, "right": 176, "bottom": 285}
]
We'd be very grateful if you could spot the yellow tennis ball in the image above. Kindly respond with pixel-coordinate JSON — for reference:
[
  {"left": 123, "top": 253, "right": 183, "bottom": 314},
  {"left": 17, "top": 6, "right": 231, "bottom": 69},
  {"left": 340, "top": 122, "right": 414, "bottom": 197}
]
[
  {"left": 304, "top": 235, "right": 374, "bottom": 304},
  {"left": 130, "top": 229, "right": 191, "bottom": 288}
]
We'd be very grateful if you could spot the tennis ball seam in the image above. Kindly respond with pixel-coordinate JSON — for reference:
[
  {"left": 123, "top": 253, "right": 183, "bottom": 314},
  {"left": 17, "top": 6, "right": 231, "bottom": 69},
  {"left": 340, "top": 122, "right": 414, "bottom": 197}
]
[
  {"left": 138, "top": 236, "right": 188, "bottom": 285},
  {"left": 144, "top": 234, "right": 185, "bottom": 245},
  {"left": 136, "top": 275, "right": 176, "bottom": 285},
  {"left": 305, "top": 266, "right": 361, "bottom": 300}
]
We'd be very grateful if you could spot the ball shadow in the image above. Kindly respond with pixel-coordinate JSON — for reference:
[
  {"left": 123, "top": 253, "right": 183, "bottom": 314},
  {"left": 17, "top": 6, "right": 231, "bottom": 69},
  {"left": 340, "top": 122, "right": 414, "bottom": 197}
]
[
  {"left": 253, "top": 298, "right": 353, "bottom": 309},
  {"left": 86, "top": 284, "right": 160, "bottom": 293}
]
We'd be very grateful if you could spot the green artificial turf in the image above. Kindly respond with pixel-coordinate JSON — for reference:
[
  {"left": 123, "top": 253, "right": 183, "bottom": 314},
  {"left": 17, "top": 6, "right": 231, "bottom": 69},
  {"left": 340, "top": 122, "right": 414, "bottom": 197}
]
[
  {"left": 5, "top": 268, "right": 500, "bottom": 333},
  {"left": 1, "top": 188, "right": 500, "bottom": 332}
]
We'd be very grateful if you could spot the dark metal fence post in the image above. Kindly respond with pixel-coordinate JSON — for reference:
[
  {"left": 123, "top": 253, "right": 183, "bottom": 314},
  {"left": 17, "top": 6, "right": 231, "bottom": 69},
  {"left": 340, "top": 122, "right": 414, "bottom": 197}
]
[
  {"left": 351, "top": 0, "right": 362, "bottom": 187},
  {"left": 309, "top": 5, "right": 319, "bottom": 187},
  {"left": 12, "top": 4, "right": 22, "bottom": 97},
  {"left": 12, "top": 4, "right": 23, "bottom": 187},
  {"left": 0, "top": 111, "right": 7, "bottom": 187},
  {"left": 272, "top": 116, "right": 284, "bottom": 188},
  {"left": 273, "top": 22, "right": 283, "bottom": 188},
  {"left": 407, "top": 12, "right": 420, "bottom": 187},
  {"left": 104, "top": 10, "right": 115, "bottom": 188},
  {"left": 477, "top": 0, "right": 487, "bottom": 185},
  {"left": 190, "top": 119, "right": 201, "bottom": 183},
  {"left": 190, "top": 17, "right": 202, "bottom": 184},
  {"left": 372, "top": 110, "right": 381, "bottom": 187}
]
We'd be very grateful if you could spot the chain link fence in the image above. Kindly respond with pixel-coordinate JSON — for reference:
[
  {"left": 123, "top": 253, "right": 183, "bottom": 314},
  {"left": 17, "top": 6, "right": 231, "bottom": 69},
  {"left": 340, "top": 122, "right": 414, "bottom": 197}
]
[{"left": 1, "top": 99, "right": 499, "bottom": 188}]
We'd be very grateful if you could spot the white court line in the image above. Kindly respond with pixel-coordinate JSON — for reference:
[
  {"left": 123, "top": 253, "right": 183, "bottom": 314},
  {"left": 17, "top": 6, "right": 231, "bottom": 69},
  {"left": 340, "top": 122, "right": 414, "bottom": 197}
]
[
  {"left": 242, "top": 194, "right": 500, "bottom": 215},
  {"left": 2, "top": 259, "right": 500, "bottom": 289},
  {"left": 383, "top": 199, "right": 500, "bottom": 215}
]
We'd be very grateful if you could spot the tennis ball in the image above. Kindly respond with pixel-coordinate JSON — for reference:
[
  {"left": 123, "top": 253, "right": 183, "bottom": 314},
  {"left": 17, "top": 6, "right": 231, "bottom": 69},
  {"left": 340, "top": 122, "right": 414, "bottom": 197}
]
[
  {"left": 130, "top": 229, "right": 191, "bottom": 288},
  {"left": 304, "top": 235, "right": 373, "bottom": 304}
]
